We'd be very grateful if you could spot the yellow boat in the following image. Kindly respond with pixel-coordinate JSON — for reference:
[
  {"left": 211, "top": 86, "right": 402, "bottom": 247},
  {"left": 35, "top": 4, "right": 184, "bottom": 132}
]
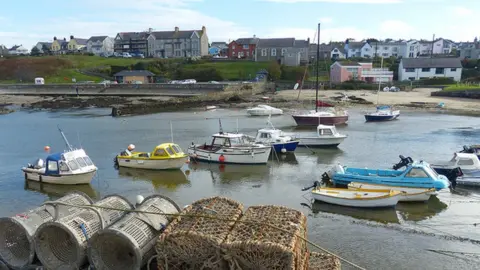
[{"left": 115, "top": 143, "right": 188, "bottom": 170}]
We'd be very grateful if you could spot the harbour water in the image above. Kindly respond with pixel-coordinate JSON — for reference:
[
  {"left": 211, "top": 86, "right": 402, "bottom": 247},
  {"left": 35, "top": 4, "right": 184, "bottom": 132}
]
[{"left": 1, "top": 107, "right": 480, "bottom": 269}]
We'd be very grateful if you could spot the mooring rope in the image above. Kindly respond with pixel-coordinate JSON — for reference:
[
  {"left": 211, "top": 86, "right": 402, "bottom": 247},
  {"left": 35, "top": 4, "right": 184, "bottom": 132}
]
[{"left": 45, "top": 201, "right": 366, "bottom": 270}]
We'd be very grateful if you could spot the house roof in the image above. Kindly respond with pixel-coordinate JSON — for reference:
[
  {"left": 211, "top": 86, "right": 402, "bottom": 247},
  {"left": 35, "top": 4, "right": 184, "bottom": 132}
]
[
  {"left": 73, "top": 38, "right": 88, "bottom": 45},
  {"left": 150, "top": 30, "right": 201, "bottom": 39},
  {"left": 347, "top": 42, "right": 367, "bottom": 50},
  {"left": 335, "top": 61, "right": 361, "bottom": 66},
  {"left": 233, "top": 38, "right": 259, "bottom": 45},
  {"left": 294, "top": 39, "right": 309, "bottom": 48},
  {"left": 401, "top": 58, "right": 463, "bottom": 68},
  {"left": 87, "top": 36, "right": 108, "bottom": 43},
  {"left": 9, "top": 45, "right": 20, "bottom": 50},
  {"left": 211, "top": 42, "right": 227, "bottom": 46},
  {"left": 114, "top": 70, "right": 155, "bottom": 77},
  {"left": 257, "top": 38, "right": 295, "bottom": 47},
  {"left": 117, "top": 32, "right": 150, "bottom": 40}
]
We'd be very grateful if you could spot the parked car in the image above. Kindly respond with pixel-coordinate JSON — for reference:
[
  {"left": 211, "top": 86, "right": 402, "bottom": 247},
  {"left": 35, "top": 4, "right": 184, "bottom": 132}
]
[
  {"left": 182, "top": 79, "right": 197, "bottom": 84},
  {"left": 122, "top": 52, "right": 132, "bottom": 58}
]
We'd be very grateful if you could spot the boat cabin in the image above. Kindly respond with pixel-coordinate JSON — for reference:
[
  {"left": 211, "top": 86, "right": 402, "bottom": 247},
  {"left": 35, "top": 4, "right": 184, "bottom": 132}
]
[
  {"left": 255, "top": 128, "right": 282, "bottom": 141},
  {"left": 317, "top": 125, "right": 339, "bottom": 137},
  {"left": 45, "top": 149, "right": 95, "bottom": 176},
  {"left": 447, "top": 153, "right": 480, "bottom": 169},
  {"left": 149, "top": 143, "right": 185, "bottom": 159}
]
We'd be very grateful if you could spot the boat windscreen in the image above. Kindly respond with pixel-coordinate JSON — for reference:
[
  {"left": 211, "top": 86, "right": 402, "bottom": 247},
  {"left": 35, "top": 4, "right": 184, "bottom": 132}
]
[
  {"left": 165, "top": 147, "right": 175, "bottom": 156},
  {"left": 76, "top": 157, "right": 87, "bottom": 167},
  {"left": 68, "top": 160, "right": 79, "bottom": 170},
  {"left": 171, "top": 144, "right": 182, "bottom": 153},
  {"left": 84, "top": 156, "right": 93, "bottom": 166}
]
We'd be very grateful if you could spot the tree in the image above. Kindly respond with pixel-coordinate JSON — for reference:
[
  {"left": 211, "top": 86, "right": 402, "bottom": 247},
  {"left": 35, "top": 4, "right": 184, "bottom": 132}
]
[
  {"left": 266, "top": 61, "right": 281, "bottom": 81},
  {"left": 42, "top": 44, "right": 51, "bottom": 55},
  {"left": 30, "top": 47, "right": 41, "bottom": 56}
]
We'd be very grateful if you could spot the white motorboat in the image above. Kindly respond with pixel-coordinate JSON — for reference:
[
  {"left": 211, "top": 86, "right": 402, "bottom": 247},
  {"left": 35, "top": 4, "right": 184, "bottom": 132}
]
[
  {"left": 365, "top": 106, "right": 400, "bottom": 122},
  {"left": 297, "top": 124, "right": 347, "bottom": 148},
  {"left": 246, "top": 105, "right": 283, "bottom": 116},
  {"left": 347, "top": 182, "right": 436, "bottom": 202},
  {"left": 250, "top": 118, "right": 299, "bottom": 153},
  {"left": 431, "top": 153, "right": 480, "bottom": 177},
  {"left": 187, "top": 128, "right": 272, "bottom": 165},
  {"left": 21, "top": 128, "right": 97, "bottom": 185},
  {"left": 205, "top": 106, "right": 217, "bottom": 111},
  {"left": 310, "top": 187, "right": 401, "bottom": 208}
]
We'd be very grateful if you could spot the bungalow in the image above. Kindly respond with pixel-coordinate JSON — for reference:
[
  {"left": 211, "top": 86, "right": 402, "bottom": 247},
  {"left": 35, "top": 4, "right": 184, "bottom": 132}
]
[
  {"left": 8, "top": 45, "right": 29, "bottom": 55},
  {"left": 398, "top": 58, "right": 463, "bottom": 82},
  {"left": 330, "top": 61, "right": 393, "bottom": 83},
  {"left": 113, "top": 70, "right": 155, "bottom": 84},
  {"left": 228, "top": 37, "right": 258, "bottom": 59}
]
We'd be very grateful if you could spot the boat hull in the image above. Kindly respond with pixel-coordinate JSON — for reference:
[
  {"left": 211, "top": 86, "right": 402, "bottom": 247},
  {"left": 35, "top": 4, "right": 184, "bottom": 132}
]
[
  {"left": 187, "top": 146, "right": 272, "bottom": 164},
  {"left": 347, "top": 182, "right": 436, "bottom": 202},
  {"left": 22, "top": 168, "right": 96, "bottom": 185},
  {"left": 312, "top": 190, "right": 400, "bottom": 208},
  {"left": 271, "top": 141, "right": 299, "bottom": 152},
  {"left": 116, "top": 156, "right": 187, "bottom": 170},
  {"left": 433, "top": 166, "right": 480, "bottom": 177},
  {"left": 298, "top": 136, "right": 346, "bottom": 147},
  {"left": 365, "top": 114, "right": 399, "bottom": 122},
  {"left": 292, "top": 115, "right": 348, "bottom": 126},
  {"left": 247, "top": 110, "right": 283, "bottom": 116},
  {"left": 456, "top": 177, "right": 480, "bottom": 187}
]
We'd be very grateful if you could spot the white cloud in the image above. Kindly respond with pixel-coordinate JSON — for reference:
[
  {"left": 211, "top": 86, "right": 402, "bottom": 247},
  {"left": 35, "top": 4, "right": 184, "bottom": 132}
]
[
  {"left": 261, "top": 0, "right": 402, "bottom": 3},
  {"left": 378, "top": 20, "right": 413, "bottom": 38},
  {"left": 452, "top": 6, "right": 473, "bottom": 16},
  {"left": 319, "top": 17, "right": 333, "bottom": 24}
]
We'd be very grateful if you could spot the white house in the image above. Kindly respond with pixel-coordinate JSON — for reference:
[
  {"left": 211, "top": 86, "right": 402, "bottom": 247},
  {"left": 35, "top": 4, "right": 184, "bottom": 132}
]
[
  {"left": 398, "top": 58, "right": 463, "bottom": 82},
  {"left": 86, "top": 36, "right": 114, "bottom": 56},
  {"left": 418, "top": 38, "right": 453, "bottom": 56},
  {"left": 331, "top": 47, "right": 345, "bottom": 59},
  {"left": 8, "top": 45, "right": 29, "bottom": 55},
  {"left": 345, "top": 42, "right": 372, "bottom": 58}
]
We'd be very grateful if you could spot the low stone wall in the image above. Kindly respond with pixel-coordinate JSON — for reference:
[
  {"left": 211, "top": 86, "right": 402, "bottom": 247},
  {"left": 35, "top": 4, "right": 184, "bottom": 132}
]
[
  {"left": 0, "top": 83, "right": 228, "bottom": 97},
  {"left": 431, "top": 90, "right": 480, "bottom": 99}
]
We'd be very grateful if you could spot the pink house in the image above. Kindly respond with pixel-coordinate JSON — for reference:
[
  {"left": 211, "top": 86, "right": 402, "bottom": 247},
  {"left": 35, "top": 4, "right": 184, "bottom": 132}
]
[{"left": 330, "top": 61, "right": 393, "bottom": 83}]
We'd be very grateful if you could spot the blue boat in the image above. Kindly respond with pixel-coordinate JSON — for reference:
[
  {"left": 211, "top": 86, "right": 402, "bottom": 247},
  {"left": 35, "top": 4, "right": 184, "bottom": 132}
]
[
  {"left": 364, "top": 106, "right": 400, "bottom": 122},
  {"left": 324, "top": 155, "right": 453, "bottom": 190},
  {"left": 249, "top": 118, "right": 299, "bottom": 153}
]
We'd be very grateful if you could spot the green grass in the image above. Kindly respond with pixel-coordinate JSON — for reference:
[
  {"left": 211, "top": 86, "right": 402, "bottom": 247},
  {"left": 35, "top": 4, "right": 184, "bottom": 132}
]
[
  {"left": 41, "top": 55, "right": 152, "bottom": 69},
  {"left": 443, "top": 84, "right": 480, "bottom": 91},
  {"left": 307, "top": 76, "right": 329, "bottom": 81},
  {"left": 182, "top": 61, "right": 270, "bottom": 80}
]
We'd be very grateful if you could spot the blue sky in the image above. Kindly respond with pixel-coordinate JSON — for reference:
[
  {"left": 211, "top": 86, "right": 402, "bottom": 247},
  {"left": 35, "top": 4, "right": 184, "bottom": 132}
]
[{"left": 0, "top": 0, "right": 478, "bottom": 48}]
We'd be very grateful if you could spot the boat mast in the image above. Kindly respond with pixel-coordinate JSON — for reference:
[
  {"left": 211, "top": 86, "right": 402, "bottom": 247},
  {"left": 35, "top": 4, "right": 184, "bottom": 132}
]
[
  {"left": 170, "top": 121, "right": 174, "bottom": 143},
  {"left": 376, "top": 56, "right": 384, "bottom": 106},
  {"left": 315, "top": 23, "right": 320, "bottom": 113},
  {"left": 57, "top": 126, "right": 73, "bottom": 151}
]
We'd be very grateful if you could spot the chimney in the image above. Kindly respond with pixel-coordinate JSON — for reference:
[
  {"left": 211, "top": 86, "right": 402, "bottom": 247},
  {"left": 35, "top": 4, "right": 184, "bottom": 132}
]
[
  {"left": 202, "top": 26, "right": 206, "bottom": 33},
  {"left": 70, "top": 35, "right": 74, "bottom": 40},
  {"left": 253, "top": 34, "right": 256, "bottom": 39},
  {"left": 63, "top": 37, "right": 66, "bottom": 41},
  {"left": 53, "top": 36, "right": 57, "bottom": 41},
  {"left": 175, "top": 26, "right": 179, "bottom": 32}
]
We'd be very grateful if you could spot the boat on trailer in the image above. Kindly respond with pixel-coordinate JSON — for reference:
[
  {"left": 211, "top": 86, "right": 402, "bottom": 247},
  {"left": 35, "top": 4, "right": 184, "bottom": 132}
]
[
  {"left": 115, "top": 143, "right": 188, "bottom": 170},
  {"left": 21, "top": 128, "right": 97, "bottom": 185}
]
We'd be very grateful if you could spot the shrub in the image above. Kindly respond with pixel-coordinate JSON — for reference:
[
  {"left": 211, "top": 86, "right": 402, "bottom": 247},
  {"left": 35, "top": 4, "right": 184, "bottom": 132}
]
[
  {"left": 174, "top": 67, "right": 224, "bottom": 82},
  {"left": 418, "top": 77, "right": 456, "bottom": 85}
]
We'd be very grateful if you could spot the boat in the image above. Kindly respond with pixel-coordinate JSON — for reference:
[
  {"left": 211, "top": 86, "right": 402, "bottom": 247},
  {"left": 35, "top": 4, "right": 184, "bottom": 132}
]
[
  {"left": 115, "top": 143, "right": 188, "bottom": 170},
  {"left": 250, "top": 118, "right": 299, "bottom": 153},
  {"left": 431, "top": 153, "right": 480, "bottom": 177},
  {"left": 246, "top": 104, "right": 283, "bottom": 116},
  {"left": 297, "top": 124, "right": 347, "bottom": 148},
  {"left": 364, "top": 57, "right": 400, "bottom": 122},
  {"left": 21, "top": 127, "right": 97, "bottom": 185},
  {"left": 455, "top": 176, "right": 480, "bottom": 187},
  {"left": 292, "top": 23, "right": 348, "bottom": 126},
  {"left": 323, "top": 155, "right": 453, "bottom": 191},
  {"left": 460, "top": 145, "right": 480, "bottom": 160},
  {"left": 365, "top": 106, "right": 400, "bottom": 122},
  {"left": 347, "top": 182, "right": 436, "bottom": 202},
  {"left": 302, "top": 182, "right": 401, "bottom": 208},
  {"left": 187, "top": 120, "right": 272, "bottom": 164},
  {"left": 205, "top": 106, "right": 217, "bottom": 111}
]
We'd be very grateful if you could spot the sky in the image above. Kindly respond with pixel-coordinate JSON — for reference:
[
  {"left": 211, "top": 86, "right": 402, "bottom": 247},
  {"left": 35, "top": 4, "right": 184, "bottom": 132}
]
[{"left": 0, "top": 0, "right": 478, "bottom": 49}]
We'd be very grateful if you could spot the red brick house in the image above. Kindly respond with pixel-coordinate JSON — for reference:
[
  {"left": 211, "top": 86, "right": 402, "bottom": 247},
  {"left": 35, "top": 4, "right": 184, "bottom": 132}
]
[{"left": 228, "top": 37, "right": 259, "bottom": 59}]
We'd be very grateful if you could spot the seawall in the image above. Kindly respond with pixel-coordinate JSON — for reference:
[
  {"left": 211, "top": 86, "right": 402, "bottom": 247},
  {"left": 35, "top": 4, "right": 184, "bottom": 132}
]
[
  {"left": 0, "top": 83, "right": 228, "bottom": 97},
  {"left": 431, "top": 90, "right": 480, "bottom": 99}
]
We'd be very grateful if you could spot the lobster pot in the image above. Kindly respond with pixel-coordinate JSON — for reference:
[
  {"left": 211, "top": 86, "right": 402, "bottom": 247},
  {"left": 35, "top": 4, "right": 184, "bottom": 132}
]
[
  {"left": 307, "top": 252, "right": 341, "bottom": 270},
  {"left": 156, "top": 196, "right": 243, "bottom": 270},
  {"left": 87, "top": 195, "right": 180, "bottom": 270},
  {"left": 0, "top": 192, "right": 93, "bottom": 270},
  {"left": 34, "top": 195, "right": 134, "bottom": 270},
  {"left": 222, "top": 205, "right": 308, "bottom": 270}
]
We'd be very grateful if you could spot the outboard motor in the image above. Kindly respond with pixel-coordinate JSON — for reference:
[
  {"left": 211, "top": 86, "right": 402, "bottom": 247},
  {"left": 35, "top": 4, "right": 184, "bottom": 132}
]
[
  {"left": 461, "top": 145, "right": 473, "bottom": 153},
  {"left": 33, "top": 158, "right": 44, "bottom": 169},
  {"left": 445, "top": 167, "right": 463, "bottom": 190},
  {"left": 301, "top": 181, "right": 321, "bottom": 191},
  {"left": 393, "top": 155, "right": 413, "bottom": 170}
]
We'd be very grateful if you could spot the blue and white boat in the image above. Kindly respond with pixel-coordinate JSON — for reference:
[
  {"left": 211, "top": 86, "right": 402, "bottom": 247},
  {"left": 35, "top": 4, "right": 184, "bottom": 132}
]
[
  {"left": 324, "top": 155, "right": 452, "bottom": 191},
  {"left": 364, "top": 106, "right": 400, "bottom": 122},
  {"left": 250, "top": 118, "right": 299, "bottom": 153}
]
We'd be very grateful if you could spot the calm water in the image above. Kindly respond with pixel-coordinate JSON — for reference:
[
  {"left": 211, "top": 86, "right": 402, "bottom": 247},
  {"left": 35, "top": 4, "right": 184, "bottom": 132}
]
[{"left": 1, "top": 108, "right": 480, "bottom": 269}]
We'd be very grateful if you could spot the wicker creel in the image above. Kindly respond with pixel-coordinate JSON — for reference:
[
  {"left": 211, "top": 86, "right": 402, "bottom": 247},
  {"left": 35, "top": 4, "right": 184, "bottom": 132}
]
[
  {"left": 87, "top": 194, "right": 180, "bottom": 270},
  {"left": 222, "top": 205, "right": 308, "bottom": 270},
  {"left": 0, "top": 191, "right": 93, "bottom": 270},
  {"left": 156, "top": 196, "right": 243, "bottom": 270},
  {"left": 307, "top": 252, "right": 341, "bottom": 270},
  {"left": 34, "top": 194, "right": 134, "bottom": 270}
]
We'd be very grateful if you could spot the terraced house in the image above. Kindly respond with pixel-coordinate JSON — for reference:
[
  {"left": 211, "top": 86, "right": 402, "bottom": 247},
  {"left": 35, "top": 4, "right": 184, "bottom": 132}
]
[
  {"left": 114, "top": 32, "right": 150, "bottom": 55},
  {"left": 147, "top": 26, "right": 209, "bottom": 58},
  {"left": 255, "top": 38, "right": 310, "bottom": 66}
]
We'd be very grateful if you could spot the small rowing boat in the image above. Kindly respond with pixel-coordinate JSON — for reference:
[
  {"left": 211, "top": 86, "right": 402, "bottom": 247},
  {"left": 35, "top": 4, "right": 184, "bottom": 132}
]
[{"left": 347, "top": 182, "right": 436, "bottom": 202}]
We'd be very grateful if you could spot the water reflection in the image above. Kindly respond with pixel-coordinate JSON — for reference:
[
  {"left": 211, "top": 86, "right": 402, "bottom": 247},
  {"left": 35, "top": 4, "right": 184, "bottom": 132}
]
[
  {"left": 270, "top": 153, "right": 298, "bottom": 165},
  {"left": 188, "top": 162, "right": 271, "bottom": 184},
  {"left": 396, "top": 196, "right": 448, "bottom": 222},
  {"left": 117, "top": 167, "right": 190, "bottom": 191},
  {"left": 24, "top": 180, "right": 99, "bottom": 200}
]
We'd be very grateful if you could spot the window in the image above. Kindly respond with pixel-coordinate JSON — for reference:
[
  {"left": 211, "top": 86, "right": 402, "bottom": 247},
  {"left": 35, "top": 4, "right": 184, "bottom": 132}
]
[
  {"left": 243, "top": 45, "right": 249, "bottom": 49},
  {"left": 154, "top": 148, "right": 167, "bottom": 157},
  {"left": 281, "top": 48, "right": 287, "bottom": 56},
  {"left": 232, "top": 45, "right": 235, "bottom": 49},
  {"left": 76, "top": 157, "right": 87, "bottom": 167},
  {"left": 382, "top": 53, "right": 389, "bottom": 57},
  {"left": 171, "top": 145, "right": 182, "bottom": 153},
  {"left": 435, "top": 68, "right": 444, "bottom": 74},
  {"left": 409, "top": 46, "right": 414, "bottom": 51},
  {"left": 166, "top": 147, "right": 175, "bottom": 156},
  {"left": 261, "top": 49, "right": 267, "bottom": 56},
  {"left": 451, "top": 68, "right": 457, "bottom": 72},
  {"left": 271, "top": 48, "right": 276, "bottom": 56},
  {"left": 406, "top": 168, "right": 428, "bottom": 178},
  {"left": 364, "top": 48, "right": 369, "bottom": 52},
  {"left": 320, "top": 129, "right": 333, "bottom": 135},
  {"left": 407, "top": 77, "right": 415, "bottom": 81},
  {"left": 260, "top": 133, "right": 271, "bottom": 139},
  {"left": 68, "top": 160, "right": 79, "bottom": 171},
  {"left": 458, "top": 159, "right": 475, "bottom": 166},
  {"left": 84, "top": 157, "right": 93, "bottom": 166},
  {"left": 421, "top": 68, "right": 430, "bottom": 72},
  {"left": 232, "top": 52, "right": 235, "bottom": 55},
  {"left": 383, "top": 46, "right": 389, "bottom": 50},
  {"left": 59, "top": 161, "right": 69, "bottom": 172},
  {"left": 213, "top": 137, "right": 229, "bottom": 146},
  {"left": 47, "top": 161, "right": 58, "bottom": 172}
]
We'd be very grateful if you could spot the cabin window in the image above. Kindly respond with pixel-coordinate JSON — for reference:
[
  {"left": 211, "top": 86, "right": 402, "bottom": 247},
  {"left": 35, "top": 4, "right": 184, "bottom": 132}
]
[
  {"left": 320, "top": 129, "right": 333, "bottom": 135},
  {"left": 405, "top": 168, "right": 428, "bottom": 178},
  {"left": 458, "top": 158, "right": 474, "bottom": 166},
  {"left": 76, "top": 157, "right": 87, "bottom": 167},
  {"left": 165, "top": 147, "right": 175, "bottom": 156},
  {"left": 154, "top": 148, "right": 168, "bottom": 157},
  {"left": 260, "top": 133, "right": 270, "bottom": 139},
  {"left": 229, "top": 137, "right": 243, "bottom": 145},
  {"left": 68, "top": 160, "right": 79, "bottom": 171},
  {"left": 213, "top": 137, "right": 230, "bottom": 146},
  {"left": 59, "top": 161, "right": 69, "bottom": 172},
  {"left": 47, "top": 161, "right": 58, "bottom": 172},
  {"left": 84, "top": 157, "right": 93, "bottom": 166},
  {"left": 171, "top": 145, "right": 182, "bottom": 153}
]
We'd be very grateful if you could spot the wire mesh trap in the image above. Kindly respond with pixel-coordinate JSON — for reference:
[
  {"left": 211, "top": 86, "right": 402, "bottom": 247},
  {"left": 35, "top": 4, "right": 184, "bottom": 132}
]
[
  {"left": 222, "top": 205, "right": 308, "bottom": 270},
  {"left": 156, "top": 196, "right": 244, "bottom": 270},
  {"left": 87, "top": 194, "right": 180, "bottom": 270},
  {"left": 34, "top": 194, "right": 133, "bottom": 270},
  {"left": 0, "top": 192, "right": 93, "bottom": 269},
  {"left": 307, "top": 252, "right": 341, "bottom": 270}
]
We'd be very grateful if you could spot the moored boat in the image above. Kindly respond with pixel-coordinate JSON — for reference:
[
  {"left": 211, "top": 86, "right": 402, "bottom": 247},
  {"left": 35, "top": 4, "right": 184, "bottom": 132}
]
[
  {"left": 347, "top": 182, "right": 436, "bottom": 202},
  {"left": 431, "top": 152, "right": 480, "bottom": 177},
  {"left": 115, "top": 143, "right": 188, "bottom": 170},
  {"left": 251, "top": 118, "right": 299, "bottom": 153},
  {"left": 460, "top": 145, "right": 480, "bottom": 160},
  {"left": 21, "top": 128, "right": 97, "bottom": 185},
  {"left": 246, "top": 104, "right": 283, "bottom": 116},
  {"left": 205, "top": 106, "right": 217, "bottom": 111},
  {"left": 297, "top": 124, "right": 347, "bottom": 148},
  {"left": 364, "top": 106, "right": 400, "bottom": 122}
]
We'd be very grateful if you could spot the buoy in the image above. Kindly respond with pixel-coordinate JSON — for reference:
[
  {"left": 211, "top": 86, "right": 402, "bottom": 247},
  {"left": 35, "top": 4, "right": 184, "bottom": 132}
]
[
  {"left": 127, "top": 144, "right": 135, "bottom": 151},
  {"left": 281, "top": 148, "right": 287, "bottom": 153},
  {"left": 135, "top": 195, "right": 145, "bottom": 205},
  {"left": 219, "top": 154, "right": 225, "bottom": 163},
  {"left": 44, "top": 146, "right": 50, "bottom": 152}
]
